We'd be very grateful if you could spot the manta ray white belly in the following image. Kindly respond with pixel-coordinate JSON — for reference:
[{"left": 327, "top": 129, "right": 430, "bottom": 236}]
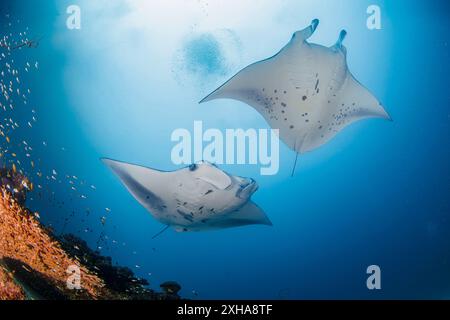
[
  {"left": 201, "top": 19, "right": 390, "bottom": 154},
  {"left": 102, "top": 159, "right": 272, "bottom": 233}
]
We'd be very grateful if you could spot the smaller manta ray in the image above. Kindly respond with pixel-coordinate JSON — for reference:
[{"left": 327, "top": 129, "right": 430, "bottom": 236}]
[
  {"left": 102, "top": 159, "right": 272, "bottom": 235},
  {"left": 200, "top": 19, "right": 390, "bottom": 159}
]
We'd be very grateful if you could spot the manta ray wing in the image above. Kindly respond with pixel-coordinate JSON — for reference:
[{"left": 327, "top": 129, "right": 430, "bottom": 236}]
[
  {"left": 101, "top": 158, "right": 167, "bottom": 213},
  {"left": 299, "top": 74, "right": 391, "bottom": 153},
  {"left": 202, "top": 201, "right": 272, "bottom": 230}
]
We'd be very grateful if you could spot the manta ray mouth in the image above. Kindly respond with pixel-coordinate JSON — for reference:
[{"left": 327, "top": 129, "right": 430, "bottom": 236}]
[{"left": 236, "top": 179, "right": 258, "bottom": 199}]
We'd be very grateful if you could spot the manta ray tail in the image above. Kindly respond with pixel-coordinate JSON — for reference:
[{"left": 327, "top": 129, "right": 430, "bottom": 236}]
[
  {"left": 291, "top": 137, "right": 304, "bottom": 177},
  {"left": 152, "top": 225, "right": 170, "bottom": 239},
  {"left": 291, "top": 152, "right": 299, "bottom": 177}
]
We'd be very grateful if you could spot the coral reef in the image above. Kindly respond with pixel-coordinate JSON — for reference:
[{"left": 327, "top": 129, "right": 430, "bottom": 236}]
[
  {"left": 0, "top": 169, "right": 182, "bottom": 300},
  {"left": 0, "top": 263, "right": 26, "bottom": 300},
  {"left": 59, "top": 233, "right": 159, "bottom": 300},
  {"left": 0, "top": 186, "right": 106, "bottom": 299}
]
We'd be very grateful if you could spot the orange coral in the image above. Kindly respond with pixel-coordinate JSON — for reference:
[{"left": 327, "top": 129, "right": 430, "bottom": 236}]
[
  {"left": 0, "top": 189, "right": 106, "bottom": 299},
  {"left": 0, "top": 265, "right": 25, "bottom": 300}
]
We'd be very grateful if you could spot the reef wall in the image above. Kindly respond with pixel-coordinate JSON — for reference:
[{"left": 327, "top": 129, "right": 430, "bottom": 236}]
[
  {"left": 0, "top": 188, "right": 106, "bottom": 299},
  {"left": 0, "top": 264, "right": 25, "bottom": 300},
  {"left": 0, "top": 177, "right": 182, "bottom": 300}
]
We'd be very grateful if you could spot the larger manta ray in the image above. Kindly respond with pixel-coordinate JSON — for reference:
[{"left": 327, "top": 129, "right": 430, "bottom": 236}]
[
  {"left": 102, "top": 159, "right": 272, "bottom": 235},
  {"left": 200, "top": 19, "right": 390, "bottom": 157}
]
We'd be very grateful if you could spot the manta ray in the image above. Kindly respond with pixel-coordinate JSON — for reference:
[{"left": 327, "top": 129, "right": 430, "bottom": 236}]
[
  {"left": 102, "top": 159, "right": 271, "bottom": 235},
  {"left": 200, "top": 19, "right": 390, "bottom": 166}
]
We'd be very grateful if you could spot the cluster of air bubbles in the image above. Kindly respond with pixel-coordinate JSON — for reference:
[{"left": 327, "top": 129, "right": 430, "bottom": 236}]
[{"left": 172, "top": 28, "right": 242, "bottom": 89}]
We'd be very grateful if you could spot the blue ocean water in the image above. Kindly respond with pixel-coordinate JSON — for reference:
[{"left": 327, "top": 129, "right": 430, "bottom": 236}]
[{"left": 1, "top": 0, "right": 449, "bottom": 299}]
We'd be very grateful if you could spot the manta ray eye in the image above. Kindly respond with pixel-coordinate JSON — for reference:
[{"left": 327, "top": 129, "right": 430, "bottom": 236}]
[{"left": 189, "top": 164, "right": 198, "bottom": 171}]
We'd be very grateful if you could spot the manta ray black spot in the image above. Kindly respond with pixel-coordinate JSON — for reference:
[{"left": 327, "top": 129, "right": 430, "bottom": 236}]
[
  {"left": 177, "top": 209, "right": 194, "bottom": 222},
  {"left": 302, "top": 96, "right": 307, "bottom": 101},
  {"left": 204, "top": 190, "right": 213, "bottom": 195}
]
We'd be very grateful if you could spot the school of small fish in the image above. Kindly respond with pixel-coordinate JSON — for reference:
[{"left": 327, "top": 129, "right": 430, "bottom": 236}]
[{"left": 0, "top": 15, "right": 196, "bottom": 295}]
